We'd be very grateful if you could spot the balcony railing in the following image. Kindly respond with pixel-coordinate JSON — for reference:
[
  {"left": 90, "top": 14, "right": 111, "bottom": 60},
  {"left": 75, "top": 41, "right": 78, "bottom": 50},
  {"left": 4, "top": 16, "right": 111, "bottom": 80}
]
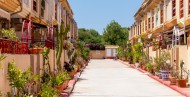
[
  {"left": 0, "top": 38, "right": 57, "bottom": 54},
  {"left": 0, "top": 38, "right": 28, "bottom": 54}
]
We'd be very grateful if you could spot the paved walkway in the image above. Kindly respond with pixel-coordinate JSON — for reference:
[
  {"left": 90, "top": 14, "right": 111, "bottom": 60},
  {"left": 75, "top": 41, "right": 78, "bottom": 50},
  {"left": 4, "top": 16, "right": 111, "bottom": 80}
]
[{"left": 70, "top": 59, "right": 184, "bottom": 97}]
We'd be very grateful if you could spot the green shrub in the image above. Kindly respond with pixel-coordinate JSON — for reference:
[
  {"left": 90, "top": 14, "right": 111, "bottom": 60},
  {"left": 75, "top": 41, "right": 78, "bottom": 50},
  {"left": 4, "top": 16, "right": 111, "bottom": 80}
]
[
  {"left": 52, "top": 71, "right": 71, "bottom": 87},
  {"left": 39, "top": 83, "right": 58, "bottom": 97}
]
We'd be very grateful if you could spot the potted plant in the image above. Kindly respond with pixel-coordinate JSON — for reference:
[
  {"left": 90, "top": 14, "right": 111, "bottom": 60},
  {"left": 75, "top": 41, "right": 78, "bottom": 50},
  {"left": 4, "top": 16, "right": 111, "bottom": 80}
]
[
  {"left": 152, "top": 42, "right": 159, "bottom": 51},
  {"left": 159, "top": 51, "right": 171, "bottom": 80},
  {"left": 29, "top": 42, "right": 44, "bottom": 54},
  {"left": 142, "top": 51, "right": 153, "bottom": 71},
  {"left": 154, "top": 51, "right": 170, "bottom": 79},
  {"left": 133, "top": 42, "right": 143, "bottom": 68},
  {"left": 169, "top": 60, "right": 178, "bottom": 85},
  {"left": 177, "top": 60, "right": 187, "bottom": 87},
  {"left": 126, "top": 43, "right": 133, "bottom": 64},
  {"left": 1, "top": 28, "right": 18, "bottom": 40},
  {"left": 64, "top": 61, "right": 75, "bottom": 78},
  {"left": 39, "top": 83, "right": 58, "bottom": 97},
  {"left": 169, "top": 70, "right": 178, "bottom": 85},
  {"left": 76, "top": 57, "right": 83, "bottom": 71},
  {"left": 63, "top": 40, "right": 73, "bottom": 50},
  {"left": 154, "top": 57, "right": 162, "bottom": 78},
  {"left": 7, "top": 61, "right": 39, "bottom": 97},
  {"left": 145, "top": 57, "right": 153, "bottom": 73},
  {"left": 52, "top": 71, "right": 71, "bottom": 93},
  {"left": 68, "top": 64, "right": 78, "bottom": 78}
]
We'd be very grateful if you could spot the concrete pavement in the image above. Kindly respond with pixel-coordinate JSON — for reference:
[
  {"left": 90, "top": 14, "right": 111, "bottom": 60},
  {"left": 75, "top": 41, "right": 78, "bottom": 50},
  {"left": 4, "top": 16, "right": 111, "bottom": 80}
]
[{"left": 70, "top": 59, "right": 184, "bottom": 97}]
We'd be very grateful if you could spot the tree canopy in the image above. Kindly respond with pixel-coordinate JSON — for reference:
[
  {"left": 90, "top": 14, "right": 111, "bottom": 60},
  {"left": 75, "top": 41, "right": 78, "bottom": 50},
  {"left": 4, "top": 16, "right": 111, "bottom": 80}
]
[
  {"left": 102, "top": 20, "right": 129, "bottom": 45},
  {"left": 78, "top": 28, "right": 102, "bottom": 44}
]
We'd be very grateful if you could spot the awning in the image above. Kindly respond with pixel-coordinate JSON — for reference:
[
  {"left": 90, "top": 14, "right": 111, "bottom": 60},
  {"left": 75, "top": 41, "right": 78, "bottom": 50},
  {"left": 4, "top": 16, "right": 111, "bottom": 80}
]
[{"left": 0, "top": 8, "right": 10, "bottom": 20}]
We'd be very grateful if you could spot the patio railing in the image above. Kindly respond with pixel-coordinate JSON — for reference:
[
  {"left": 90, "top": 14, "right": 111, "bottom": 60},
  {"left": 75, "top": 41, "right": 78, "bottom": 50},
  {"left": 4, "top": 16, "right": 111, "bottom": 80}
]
[{"left": 0, "top": 38, "right": 28, "bottom": 54}]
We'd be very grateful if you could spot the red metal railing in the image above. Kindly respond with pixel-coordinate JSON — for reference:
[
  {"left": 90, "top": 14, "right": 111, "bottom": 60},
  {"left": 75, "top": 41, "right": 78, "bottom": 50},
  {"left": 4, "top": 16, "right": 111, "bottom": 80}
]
[
  {"left": 0, "top": 38, "right": 28, "bottom": 54},
  {"left": 0, "top": 17, "right": 58, "bottom": 54},
  {"left": 45, "top": 39, "right": 54, "bottom": 49},
  {"left": 0, "top": 38, "right": 11, "bottom": 53}
]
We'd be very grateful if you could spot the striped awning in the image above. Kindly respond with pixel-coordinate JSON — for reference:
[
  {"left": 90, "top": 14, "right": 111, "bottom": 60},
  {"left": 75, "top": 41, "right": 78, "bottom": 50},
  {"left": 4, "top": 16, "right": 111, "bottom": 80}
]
[{"left": 0, "top": 8, "right": 10, "bottom": 20}]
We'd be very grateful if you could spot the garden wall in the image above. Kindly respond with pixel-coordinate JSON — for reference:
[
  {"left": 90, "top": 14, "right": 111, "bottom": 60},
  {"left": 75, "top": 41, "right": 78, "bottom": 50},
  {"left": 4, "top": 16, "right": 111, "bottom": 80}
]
[
  {"left": 0, "top": 49, "right": 68, "bottom": 96},
  {"left": 90, "top": 50, "right": 105, "bottom": 59},
  {"left": 186, "top": 36, "right": 190, "bottom": 83},
  {"left": 149, "top": 46, "right": 157, "bottom": 59},
  {"left": 171, "top": 45, "right": 188, "bottom": 69}
]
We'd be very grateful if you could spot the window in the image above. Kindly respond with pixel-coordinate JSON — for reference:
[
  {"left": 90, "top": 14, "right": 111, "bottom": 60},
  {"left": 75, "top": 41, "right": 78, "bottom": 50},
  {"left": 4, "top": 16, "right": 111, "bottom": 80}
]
[
  {"left": 160, "top": 8, "right": 164, "bottom": 24},
  {"left": 33, "top": 0, "right": 37, "bottom": 12},
  {"left": 145, "top": 19, "right": 147, "bottom": 31},
  {"left": 180, "top": 0, "right": 184, "bottom": 18},
  {"left": 160, "top": 3, "right": 164, "bottom": 24},
  {"left": 142, "top": 21, "right": 144, "bottom": 32},
  {"left": 138, "top": 24, "right": 140, "bottom": 35},
  {"left": 41, "top": 0, "right": 45, "bottom": 17},
  {"left": 152, "top": 16, "right": 154, "bottom": 29},
  {"left": 23, "top": 0, "right": 29, "bottom": 5},
  {"left": 55, "top": 4, "right": 57, "bottom": 20},
  {"left": 136, "top": 26, "right": 137, "bottom": 35},
  {"left": 148, "top": 18, "right": 151, "bottom": 29},
  {"left": 140, "top": 22, "right": 141, "bottom": 34},
  {"left": 172, "top": 0, "right": 176, "bottom": 17},
  {"left": 189, "top": 0, "right": 190, "bottom": 14}
]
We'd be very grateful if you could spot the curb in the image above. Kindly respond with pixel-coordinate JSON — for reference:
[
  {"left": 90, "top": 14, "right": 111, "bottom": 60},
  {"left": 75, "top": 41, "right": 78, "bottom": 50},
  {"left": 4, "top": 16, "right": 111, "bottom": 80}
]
[
  {"left": 119, "top": 60, "right": 190, "bottom": 97},
  {"left": 60, "top": 65, "right": 87, "bottom": 97}
]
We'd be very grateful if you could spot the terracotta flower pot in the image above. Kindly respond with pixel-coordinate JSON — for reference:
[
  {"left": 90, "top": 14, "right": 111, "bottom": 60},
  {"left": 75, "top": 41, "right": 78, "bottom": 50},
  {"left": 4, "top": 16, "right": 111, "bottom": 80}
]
[
  {"left": 54, "top": 80, "right": 69, "bottom": 93},
  {"left": 69, "top": 70, "right": 76, "bottom": 78},
  {"left": 177, "top": 79, "right": 187, "bottom": 88},
  {"left": 62, "top": 80, "right": 69, "bottom": 90},
  {"left": 29, "top": 48, "right": 43, "bottom": 54},
  {"left": 169, "top": 77, "right": 177, "bottom": 85},
  {"left": 77, "top": 66, "right": 81, "bottom": 72},
  {"left": 74, "top": 67, "right": 78, "bottom": 73},
  {"left": 54, "top": 84, "right": 65, "bottom": 93}
]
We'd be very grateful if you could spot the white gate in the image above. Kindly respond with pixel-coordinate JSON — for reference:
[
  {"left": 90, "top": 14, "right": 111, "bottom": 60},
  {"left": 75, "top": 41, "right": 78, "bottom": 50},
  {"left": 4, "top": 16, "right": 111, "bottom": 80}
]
[
  {"left": 113, "top": 49, "right": 117, "bottom": 57},
  {"left": 106, "top": 49, "right": 111, "bottom": 57}
]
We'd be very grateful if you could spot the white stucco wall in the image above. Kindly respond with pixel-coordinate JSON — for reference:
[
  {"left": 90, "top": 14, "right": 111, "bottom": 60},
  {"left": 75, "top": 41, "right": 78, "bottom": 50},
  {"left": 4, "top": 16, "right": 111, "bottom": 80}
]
[
  {"left": 165, "top": 0, "right": 172, "bottom": 21},
  {"left": 177, "top": 46, "right": 188, "bottom": 69},
  {"left": 149, "top": 46, "right": 157, "bottom": 59}
]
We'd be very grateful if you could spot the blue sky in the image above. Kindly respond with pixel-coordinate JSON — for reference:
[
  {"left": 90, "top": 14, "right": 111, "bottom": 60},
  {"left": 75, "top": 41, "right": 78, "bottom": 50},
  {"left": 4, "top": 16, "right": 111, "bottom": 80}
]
[{"left": 68, "top": 0, "right": 144, "bottom": 34}]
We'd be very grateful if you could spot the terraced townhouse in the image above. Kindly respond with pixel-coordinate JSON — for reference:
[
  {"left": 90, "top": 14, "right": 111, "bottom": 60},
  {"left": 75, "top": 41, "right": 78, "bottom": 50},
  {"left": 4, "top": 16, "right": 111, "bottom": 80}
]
[
  {"left": 129, "top": 0, "right": 190, "bottom": 73},
  {"left": 0, "top": 0, "right": 78, "bottom": 94},
  {"left": 0, "top": 0, "right": 78, "bottom": 41}
]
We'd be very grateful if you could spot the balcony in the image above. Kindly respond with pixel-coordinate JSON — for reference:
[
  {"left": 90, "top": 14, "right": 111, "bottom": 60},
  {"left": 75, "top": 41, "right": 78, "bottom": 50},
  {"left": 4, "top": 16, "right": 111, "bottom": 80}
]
[
  {"left": 0, "top": 0, "right": 20, "bottom": 13},
  {"left": 59, "top": 0, "right": 73, "bottom": 17},
  {"left": 185, "top": 16, "right": 190, "bottom": 27},
  {"left": 165, "top": 17, "right": 177, "bottom": 29},
  {"left": 32, "top": 16, "right": 48, "bottom": 26},
  {"left": 152, "top": 25, "right": 163, "bottom": 34},
  {"left": 146, "top": 0, "right": 160, "bottom": 12}
]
